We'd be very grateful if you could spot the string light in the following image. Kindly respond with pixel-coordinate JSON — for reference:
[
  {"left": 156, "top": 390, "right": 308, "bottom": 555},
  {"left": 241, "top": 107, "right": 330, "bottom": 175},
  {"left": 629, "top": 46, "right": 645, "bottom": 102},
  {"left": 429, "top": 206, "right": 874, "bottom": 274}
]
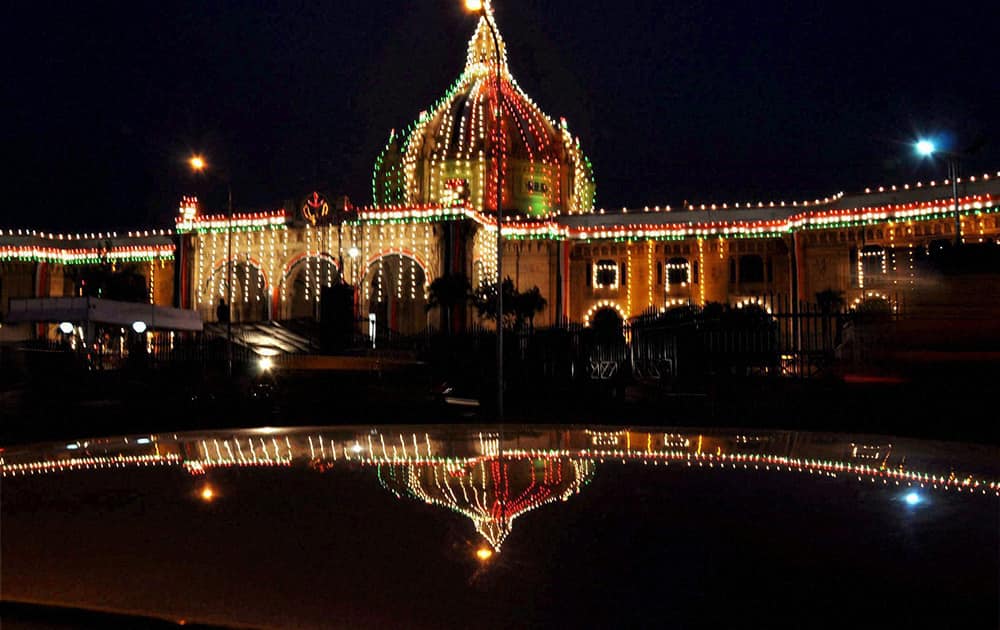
[
  {"left": 0, "top": 244, "right": 174, "bottom": 265},
  {"left": 626, "top": 241, "right": 633, "bottom": 315},
  {"left": 372, "top": 9, "right": 595, "bottom": 217},
  {"left": 645, "top": 240, "right": 654, "bottom": 309},
  {"left": 582, "top": 300, "right": 627, "bottom": 327},
  {"left": 697, "top": 238, "right": 706, "bottom": 304}
]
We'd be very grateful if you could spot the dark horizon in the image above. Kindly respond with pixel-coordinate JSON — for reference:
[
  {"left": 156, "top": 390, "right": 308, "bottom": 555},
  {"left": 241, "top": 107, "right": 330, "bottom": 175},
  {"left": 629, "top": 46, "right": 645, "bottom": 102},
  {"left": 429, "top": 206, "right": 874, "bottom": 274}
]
[{"left": 6, "top": 0, "right": 999, "bottom": 231}]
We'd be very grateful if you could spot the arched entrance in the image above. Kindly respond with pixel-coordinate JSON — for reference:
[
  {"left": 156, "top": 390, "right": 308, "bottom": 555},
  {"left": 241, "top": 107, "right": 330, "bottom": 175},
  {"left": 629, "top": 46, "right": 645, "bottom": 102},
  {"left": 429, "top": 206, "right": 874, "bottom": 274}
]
[
  {"left": 365, "top": 254, "right": 428, "bottom": 335},
  {"left": 282, "top": 255, "right": 342, "bottom": 320},
  {"left": 203, "top": 260, "right": 269, "bottom": 323},
  {"left": 590, "top": 307, "right": 625, "bottom": 342}
]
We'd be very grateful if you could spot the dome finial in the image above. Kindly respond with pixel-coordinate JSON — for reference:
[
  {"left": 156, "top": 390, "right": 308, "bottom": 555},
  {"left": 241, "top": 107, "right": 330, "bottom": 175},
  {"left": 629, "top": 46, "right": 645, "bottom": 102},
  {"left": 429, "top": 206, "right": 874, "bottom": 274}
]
[{"left": 464, "top": 2, "right": 507, "bottom": 77}]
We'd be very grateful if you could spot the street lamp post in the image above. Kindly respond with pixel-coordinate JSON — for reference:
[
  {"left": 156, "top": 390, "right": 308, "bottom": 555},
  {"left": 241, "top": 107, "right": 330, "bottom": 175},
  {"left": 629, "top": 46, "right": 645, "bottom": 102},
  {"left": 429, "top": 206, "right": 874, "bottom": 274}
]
[
  {"left": 190, "top": 155, "right": 235, "bottom": 376},
  {"left": 915, "top": 139, "right": 962, "bottom": 247},
  {"left": 465, "top": 0, "right": 504, "bottom": 421}
]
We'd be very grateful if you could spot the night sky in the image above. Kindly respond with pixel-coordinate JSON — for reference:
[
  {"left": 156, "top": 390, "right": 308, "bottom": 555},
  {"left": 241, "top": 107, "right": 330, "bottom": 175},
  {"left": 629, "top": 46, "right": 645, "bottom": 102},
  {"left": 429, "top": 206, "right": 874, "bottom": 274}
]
[{"left": 6, "top": 0, "right": 1000, "bottom": 231}]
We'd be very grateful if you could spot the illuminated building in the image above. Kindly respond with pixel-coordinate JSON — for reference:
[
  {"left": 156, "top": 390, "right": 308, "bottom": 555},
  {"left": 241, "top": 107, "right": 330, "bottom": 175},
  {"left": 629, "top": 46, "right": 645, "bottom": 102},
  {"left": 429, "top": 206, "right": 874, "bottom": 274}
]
[{"left": 3, "top": 5, "right": 1000, "bottom": 341}]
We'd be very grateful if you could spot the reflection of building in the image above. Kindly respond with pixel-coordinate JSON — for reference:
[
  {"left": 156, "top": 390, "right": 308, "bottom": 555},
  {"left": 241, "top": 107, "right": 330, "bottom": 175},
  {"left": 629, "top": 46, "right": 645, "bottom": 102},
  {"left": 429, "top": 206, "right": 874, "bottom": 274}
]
[
  {"left": 378, "top": 456, "right": 595, "bottom": 552},
  {"left": 3, "top": 5, "right": 1000, "bottom": 343},
  {"left": 2, "top": 426, "right": 997, "bottom": 560}
]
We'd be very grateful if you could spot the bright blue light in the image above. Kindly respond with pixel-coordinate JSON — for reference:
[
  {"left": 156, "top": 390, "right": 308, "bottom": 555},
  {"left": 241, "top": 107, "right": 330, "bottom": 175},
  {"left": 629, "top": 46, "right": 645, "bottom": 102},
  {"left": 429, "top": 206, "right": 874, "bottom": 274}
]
[
  {"left": 904, "top": 491, "right": 922, "bottom": 506},
  {"left": 916, "top": 139, "right": 936, "bottom": 156},
  {"left": 136, "top": 437, "right": 151, "bottom": 445}
]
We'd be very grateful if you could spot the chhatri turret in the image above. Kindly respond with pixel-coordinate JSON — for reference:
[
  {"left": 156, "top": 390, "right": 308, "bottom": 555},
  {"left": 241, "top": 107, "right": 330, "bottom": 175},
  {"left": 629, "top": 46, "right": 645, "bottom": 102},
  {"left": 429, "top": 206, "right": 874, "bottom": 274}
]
[{"left": 373, "top": 2, "right": 595, "bottom": 218}]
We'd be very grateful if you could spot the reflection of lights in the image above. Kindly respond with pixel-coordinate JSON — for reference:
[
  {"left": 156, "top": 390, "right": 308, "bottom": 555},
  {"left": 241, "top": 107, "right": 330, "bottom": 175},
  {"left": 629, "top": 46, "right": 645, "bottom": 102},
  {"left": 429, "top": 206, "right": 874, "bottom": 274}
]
[
  {"left": 58, "top": 321, "right": 74, "bottom": 334},
  {"left": 200, "top": 485, "right": 215, "bottom": 502},
  {"left": 380, "top": 456, "right": 596, "bottom": 551},
  {"left": 476, "top": 547, "right": 493, "bottom": 561},
  {"left": 904, "top": 491, "right": 922, "bottom": 506}
]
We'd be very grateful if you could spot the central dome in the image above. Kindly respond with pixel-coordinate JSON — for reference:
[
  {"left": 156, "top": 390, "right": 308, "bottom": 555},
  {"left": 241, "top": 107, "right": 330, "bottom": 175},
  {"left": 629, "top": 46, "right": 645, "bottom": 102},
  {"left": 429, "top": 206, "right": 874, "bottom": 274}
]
[{"left": 373, "top": 8, "right": 595, "bottom": 217}]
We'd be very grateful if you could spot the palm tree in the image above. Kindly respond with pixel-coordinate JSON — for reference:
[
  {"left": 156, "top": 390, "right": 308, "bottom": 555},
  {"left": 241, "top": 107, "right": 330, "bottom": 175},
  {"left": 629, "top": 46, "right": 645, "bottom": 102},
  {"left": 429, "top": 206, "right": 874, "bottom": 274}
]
[
  {"left": 426, "top": 273, "right": 472, "bottom": 334},
  {"left": 513, "top": 286, "right": 547, "bottom": 331},
  {"left": 474, "top": 277, "right": 517, "bottom": 329}
]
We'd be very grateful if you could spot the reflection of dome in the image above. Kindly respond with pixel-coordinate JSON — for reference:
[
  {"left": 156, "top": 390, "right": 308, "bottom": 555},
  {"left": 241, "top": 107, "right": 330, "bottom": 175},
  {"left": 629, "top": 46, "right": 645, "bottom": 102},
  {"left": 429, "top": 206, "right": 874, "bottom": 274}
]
[
  {"left": 378, "top": 456, "right": 595, "bottom": 551},
  {"left": 373, "top": 9, "right": 595, "bottom": 218}
]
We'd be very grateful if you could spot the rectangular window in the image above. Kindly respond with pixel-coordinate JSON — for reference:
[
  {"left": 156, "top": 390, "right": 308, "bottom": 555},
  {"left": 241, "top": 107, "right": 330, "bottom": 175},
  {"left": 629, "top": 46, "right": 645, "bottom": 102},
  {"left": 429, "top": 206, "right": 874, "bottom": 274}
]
[
  {"left": 524, "top": 180, "right": 549, "bottom": 194},
  {"left": 666, "top": 259, "right": 689, "bottom": 285},
  {"left": 594, "top": 260, "right": 618, "bottom": 289},
  {"left": 656, "top": 262, "right": 663, "bottom": 285},
  {"left": 738, "top": 255, "right": 765, "bottom": 283}
]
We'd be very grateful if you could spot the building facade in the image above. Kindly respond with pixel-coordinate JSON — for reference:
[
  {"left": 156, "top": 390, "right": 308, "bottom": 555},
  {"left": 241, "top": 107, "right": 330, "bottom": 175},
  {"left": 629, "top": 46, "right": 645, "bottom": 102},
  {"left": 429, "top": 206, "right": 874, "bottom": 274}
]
[{"left": 3, "top": 8, "right": 1000, "bottom": 341}]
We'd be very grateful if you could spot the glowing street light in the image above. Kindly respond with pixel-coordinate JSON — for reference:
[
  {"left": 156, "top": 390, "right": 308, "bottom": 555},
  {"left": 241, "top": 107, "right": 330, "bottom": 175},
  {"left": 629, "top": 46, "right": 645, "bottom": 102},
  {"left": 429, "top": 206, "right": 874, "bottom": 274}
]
[
  {"left": 915, "top": 139, "right": 935, "bottom": 157},
  {"left": 58, "top": 321, "right": 74, "bottom": 335},
  {"left": 914, "top": 137, "right": 962, "bottom": 245},
  {"left": 476, "top": 547, "right": 494, "bottom": 561},
  {"left": 199, "top": 485, "right": 216, "bottom": 502},
  {"left": 131, "top": 320, "right": 148, "bottom": 334},
  {"left": 188, "top": 153, "right": 235, "bottom": 374},
  {"left": 903, "top": 490, "right": 922, "bottom": 506},
  {"left": 464, "top": 0, "right": 483, "bottom": 10}
]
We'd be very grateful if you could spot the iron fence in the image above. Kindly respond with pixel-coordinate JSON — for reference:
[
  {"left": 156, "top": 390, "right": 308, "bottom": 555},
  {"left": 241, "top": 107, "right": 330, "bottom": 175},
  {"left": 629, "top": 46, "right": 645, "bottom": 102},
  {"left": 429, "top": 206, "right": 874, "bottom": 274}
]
[{"left": 1, "top": 292, "right": 901, "bottom": 383}]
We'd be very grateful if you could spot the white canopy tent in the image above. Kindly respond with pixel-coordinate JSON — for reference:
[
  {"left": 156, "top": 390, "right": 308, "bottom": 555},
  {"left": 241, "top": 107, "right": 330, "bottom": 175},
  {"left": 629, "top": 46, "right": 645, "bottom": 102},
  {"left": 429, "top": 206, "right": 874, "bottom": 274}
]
[{"left": 5, "top": 297, "right": 203, "bottom": 332}]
